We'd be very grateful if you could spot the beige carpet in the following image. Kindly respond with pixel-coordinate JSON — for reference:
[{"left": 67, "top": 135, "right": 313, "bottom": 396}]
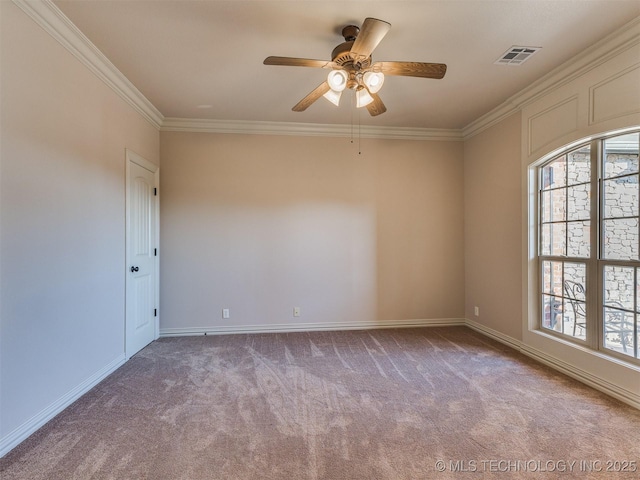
[{"left": 1, "top": 326, "right": 639, "bottom": 479}]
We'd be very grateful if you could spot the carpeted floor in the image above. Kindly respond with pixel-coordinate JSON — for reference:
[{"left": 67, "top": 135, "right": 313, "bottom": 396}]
[{"left": 1, "top": 326, "right": 639, "bottom": 479}]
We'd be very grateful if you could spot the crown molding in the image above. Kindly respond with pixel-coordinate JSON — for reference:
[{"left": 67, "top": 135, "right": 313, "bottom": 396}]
[
  {"left": 463, "top": 15, "right": 640, "bottom": 140},
  {"left": 11, "top": 0, "right": 460, "bottom": 142},
  {"left": 166, "top": 14, "right": 638, "bottom": 141},
  {"left": 16, "top": 1, "right": 638, "bottom": 142},
  {"left": 13, "top": 0, "right": 164, "bottom": 130},
  {"left": 161, "top": 117, "right": 464, "bottom": 141}
]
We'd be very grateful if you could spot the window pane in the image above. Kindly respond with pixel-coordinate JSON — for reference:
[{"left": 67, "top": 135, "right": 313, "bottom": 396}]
[
  {"left": 563, "top": 299, "right": 587, "bottom": 339},
  {"left": 541, "top": 189, "right": 566, "bottom": 222},
  {"left": 541, "top": 224, "right": 550, "bottom": 256},
  {"left": 567, "top": 184, "right": 590, "bottom": 220},
  {"left": 542, "top": 294, "right": 562, "bottom": 331},
  {"left": 541, "top": 222, "right": 566, "bottom": 256},
  {"left": 637, "top": 271, "right": 640, "bottom": 358},
  {"left": 567, "top": 146, "right": 591, "bottom": 186},
  {"left": 637, "top": 268, "right": 640, "bottom": 313},
  {"left": 542, "top": 261, "right": 563, "bottom": 296},
  {"left": 602, "top": 218, "right": 639, "bottom": 260},
  {"left": 542, "top": 157, "right": 566, "bottom": 189},
  {"left": 567, "top": 221, "right": 590, "bottom": 257},
  {"left": 563, "top": 263, "right": 587, "bottom": 340},
  {"left": 564, "top": 263, "right": 586, "bottom": 299},
  {"left": 603, "top": 265, "right": 634, "bottom": 310},
  {"left": 604, "top": 133, "right": 639, "bottom": 179},
  {"left": 603, "top": 175, "right": 638, "bottom": 219},
  {"left": 603, "top": 307, "right": 634, "bottom": 357},
  {"left": 538, "top": 131, "right": 640, "bottom": 361}
]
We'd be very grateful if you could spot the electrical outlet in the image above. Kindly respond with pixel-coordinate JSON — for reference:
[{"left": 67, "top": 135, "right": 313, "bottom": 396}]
[
  {"left": 222, "top": 308, "right": 230, "bottom": 319},
  {"left": 474, "top": 306, "right": 480, "bottom": 317},
  {"left": 293, "top": 307, "right": 301, "bottom": 317}
]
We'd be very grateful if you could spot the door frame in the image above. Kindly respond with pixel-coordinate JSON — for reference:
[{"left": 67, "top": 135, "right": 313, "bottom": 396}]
[{"left": 125, "top": 148, "right": 160, "bottom": 357}]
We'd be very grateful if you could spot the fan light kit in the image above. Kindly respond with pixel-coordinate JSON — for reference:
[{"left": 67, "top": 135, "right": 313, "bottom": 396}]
[
  {"left": 327, "top": 70, "right": 348, "bottom": 91},
  {"left": 264, "top": 18, "right": 447, "bottom": 116}
]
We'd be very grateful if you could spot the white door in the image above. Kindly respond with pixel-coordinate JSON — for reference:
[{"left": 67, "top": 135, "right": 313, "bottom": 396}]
[{"left": 126, "top": 150, "right": 158, "bottom": 359}]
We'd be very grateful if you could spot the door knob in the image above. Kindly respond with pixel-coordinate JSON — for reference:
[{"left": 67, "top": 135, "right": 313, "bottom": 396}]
[{"left": 130, "top": 266, "right": 139, "bottom": 272}]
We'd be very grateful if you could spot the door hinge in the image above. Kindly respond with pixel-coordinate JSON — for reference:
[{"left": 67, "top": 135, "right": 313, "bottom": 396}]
[
  {"left": 154, "top": 187, "right": 157, "bottom": 196},
  {"left": 154, "top": 308, "right": 157, "bottom": 317},
  {"left": 154, "top": 248, "right": 157, "bottom": 256}
]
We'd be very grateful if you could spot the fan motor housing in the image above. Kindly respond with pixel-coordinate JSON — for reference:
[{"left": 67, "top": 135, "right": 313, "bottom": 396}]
[
  {"left": 331, "top": 24, "right": 373, "bottom": 71},
  {"left": 331, "top": 41, "right": 353, "bottom": 65},
  {"left": 331, "top": 41, "right": 372, "bottom": 70}
]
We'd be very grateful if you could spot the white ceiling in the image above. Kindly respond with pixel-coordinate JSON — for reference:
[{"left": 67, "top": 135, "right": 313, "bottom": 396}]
[{"left": 53, "top": 0, "right": 640, "bottom": 130}]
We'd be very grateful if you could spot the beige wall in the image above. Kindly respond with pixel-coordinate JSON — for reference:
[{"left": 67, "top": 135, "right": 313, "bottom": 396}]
[
  {"left": 0, "top": 1, "right": 159, "bottom": 449},
  {"left": 3, "top": 0, "right": 638, "bottom": 457},
  {"left": 463, "top": 113, "right": 523, "bottom": 340},
  {"left": 159, "top": 132, "right": 464, "bottom": 333}
]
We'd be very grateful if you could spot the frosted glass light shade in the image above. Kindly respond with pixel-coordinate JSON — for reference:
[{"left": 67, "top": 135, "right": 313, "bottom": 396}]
[
  {"left": 327, "top": 70, "right": 348, "bottom": 91},
  {"left": 363, "top": 72, "right": 384, "bottom": 93},
  {"left": 356, "top": 88, "right": 374, "bottom": 108},
  {"left": 323, "top": 88, "right": 342, "bottom": 106}
]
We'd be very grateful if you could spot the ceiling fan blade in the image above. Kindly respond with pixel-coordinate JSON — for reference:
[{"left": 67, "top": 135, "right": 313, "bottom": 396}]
[
  {"left": 372, "top": 61, "right": 447, "bottom": 79},
  {"left": 350, "top": 18, "right": 391, "bottom": 63},
  {"left": 292, "top": 82, "right": 331, "bottom": 112},
  {"left": 264, "top": 56, "right": 337, "bottom": 69},
  {"left": 366, "top": 93, "right": 387, "bottom": 117}
]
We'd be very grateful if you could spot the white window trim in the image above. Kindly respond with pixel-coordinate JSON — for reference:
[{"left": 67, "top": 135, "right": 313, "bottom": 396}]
[
  {"left": 523, "top": 128, "right": 640, "bottom": 410},
  {"left": 535, "top": 133, "right": 640, "bottom": 364}
]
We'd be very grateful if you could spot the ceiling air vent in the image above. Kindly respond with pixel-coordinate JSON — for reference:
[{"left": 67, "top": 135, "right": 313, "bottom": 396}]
[{"left": 495, "top": 46, "right": 541, "bottom": 66}]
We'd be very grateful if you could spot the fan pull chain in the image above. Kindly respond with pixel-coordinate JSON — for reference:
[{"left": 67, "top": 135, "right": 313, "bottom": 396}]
[
  {"left": 350, "top": 92, "right": 355, "bottom": 144},
  {"left": 358, "top": 108, "right": 362, "bottom": 155},
  {"left": 348, "top": 92, "right": 361, "bottom": 155}
]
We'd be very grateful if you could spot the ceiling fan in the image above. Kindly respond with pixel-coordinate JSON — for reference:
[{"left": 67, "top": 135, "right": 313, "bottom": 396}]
[{"left": 263, "top": 18, "right": 447, "bottom": 116}]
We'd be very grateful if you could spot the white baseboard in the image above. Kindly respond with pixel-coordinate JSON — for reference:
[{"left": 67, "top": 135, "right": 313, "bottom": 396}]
[
  {"left": 3, "top": 317, "right": 637, "bottom": 459},
  {"left": 464, "top": 318, "right": 640, "bottom": 410},
  {"left": 160, "top": 318, "right": 639, "bottom": 409},
  {"left": 464, "top": 318, "right": 524, "bottom": 351},
  {"left": 0, "top": 354, "right": 125, "bottom": 458},
  {"left": 159, "top": 318, "right": 466, "bottom": 337},
  {"left": 519, "top": 344, "right": 640, "bottom": 410}
]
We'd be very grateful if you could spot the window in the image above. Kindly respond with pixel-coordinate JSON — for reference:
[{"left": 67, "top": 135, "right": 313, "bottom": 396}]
[{"left": 538, "top": 130, "right": 640, "bottom": 362}]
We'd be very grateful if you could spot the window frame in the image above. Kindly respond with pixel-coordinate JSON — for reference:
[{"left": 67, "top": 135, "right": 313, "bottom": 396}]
[{"left": 536, "top": 130, "right": 640, "bottom": 365}]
